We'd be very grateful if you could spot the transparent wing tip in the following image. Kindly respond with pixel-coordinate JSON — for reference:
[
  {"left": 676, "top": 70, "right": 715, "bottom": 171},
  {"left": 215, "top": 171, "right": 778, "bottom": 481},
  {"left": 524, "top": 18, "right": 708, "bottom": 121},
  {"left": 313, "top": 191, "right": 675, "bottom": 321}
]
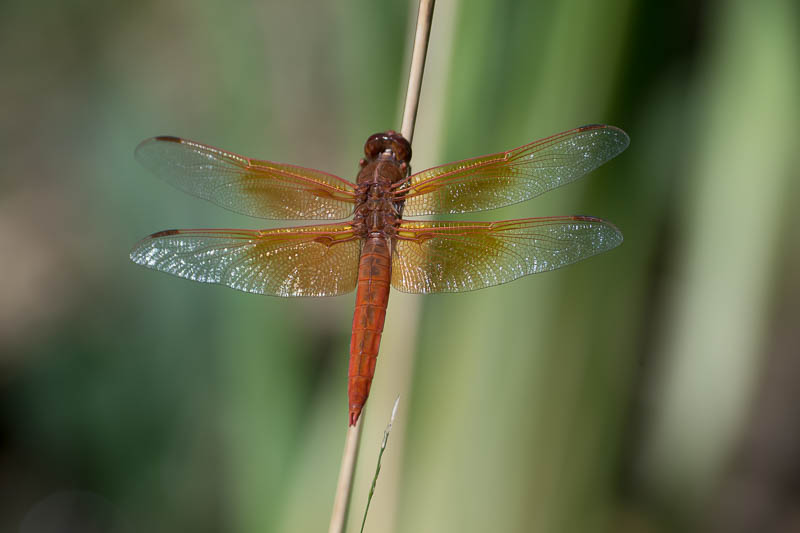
[
  {"left": 571, "top": 215, "right": 624, "bottom": 251},
  {"left": 129, "top": 230, "right": 178, "bottom": 267},
  {"left": 578, "top": 124, "right": 630, "bottom": 157},
  {"left": 134, "top": 136, "right": 201, "bottom": 179}
]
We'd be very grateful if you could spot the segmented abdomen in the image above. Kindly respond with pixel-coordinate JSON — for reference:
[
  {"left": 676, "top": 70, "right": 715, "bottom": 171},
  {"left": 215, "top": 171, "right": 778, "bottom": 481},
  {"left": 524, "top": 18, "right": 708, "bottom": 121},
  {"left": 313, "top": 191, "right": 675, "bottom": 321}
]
[{"left": 348, "top": 235, "right": 391, "bottom": 425}]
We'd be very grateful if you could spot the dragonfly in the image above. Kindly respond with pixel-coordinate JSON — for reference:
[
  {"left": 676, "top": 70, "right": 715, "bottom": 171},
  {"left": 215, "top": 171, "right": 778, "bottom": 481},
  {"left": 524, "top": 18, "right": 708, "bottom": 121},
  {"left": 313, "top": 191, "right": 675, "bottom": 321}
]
[{"left": 130, "top": 124, "right": 628, "bottom": 425}]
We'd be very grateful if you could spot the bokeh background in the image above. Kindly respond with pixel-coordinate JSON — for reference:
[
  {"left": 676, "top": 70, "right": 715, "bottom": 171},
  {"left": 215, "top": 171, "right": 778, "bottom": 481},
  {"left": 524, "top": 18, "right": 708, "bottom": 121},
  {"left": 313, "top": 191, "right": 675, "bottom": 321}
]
[{"left": 1, "top": 0, "right": 798, "bottom": 532}]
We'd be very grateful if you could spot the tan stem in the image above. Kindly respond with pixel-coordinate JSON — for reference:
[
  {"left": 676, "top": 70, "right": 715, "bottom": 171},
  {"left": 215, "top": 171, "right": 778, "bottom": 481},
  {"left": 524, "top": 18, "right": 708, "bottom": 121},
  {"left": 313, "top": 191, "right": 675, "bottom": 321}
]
[
  {"left": 327, "top": 2, "right": 435, "bottom": 532},
  {"left": 328, "top": 415, "right": 364, "bottom": 533},
  {"left": 401, "top": 0, "right": 435, "bottom": 143}
]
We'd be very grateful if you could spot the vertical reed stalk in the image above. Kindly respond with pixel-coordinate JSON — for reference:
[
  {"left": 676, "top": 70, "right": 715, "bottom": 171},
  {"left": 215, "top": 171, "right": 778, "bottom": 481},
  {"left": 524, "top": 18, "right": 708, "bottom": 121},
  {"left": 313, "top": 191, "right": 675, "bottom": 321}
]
[{"left": 327, "top": 2, "right": 435, "bottom": 532}]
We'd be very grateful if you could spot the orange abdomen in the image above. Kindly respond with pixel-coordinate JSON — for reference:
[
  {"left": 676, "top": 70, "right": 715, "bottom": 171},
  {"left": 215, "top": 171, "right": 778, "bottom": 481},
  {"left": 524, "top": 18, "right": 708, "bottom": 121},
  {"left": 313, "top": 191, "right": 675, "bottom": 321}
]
[{"left": 348, "top": 235, "right": 391, "bottom": 425}]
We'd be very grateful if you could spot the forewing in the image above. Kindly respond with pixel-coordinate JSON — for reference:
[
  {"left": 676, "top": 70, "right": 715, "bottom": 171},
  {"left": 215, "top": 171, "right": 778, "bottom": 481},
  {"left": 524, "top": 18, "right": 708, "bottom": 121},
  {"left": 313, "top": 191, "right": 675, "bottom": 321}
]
[
  {"left": 135, "top": 136, "right": 357, "bottom": 220},
  {"left": 392, "top": 217, "right": 622, "bottom": 293},
  {"left": 401, "top": 125, "right": 629, "bottom": 216},
  {"left": 130, "top": 223, "right": 360, "bottom": 297}
]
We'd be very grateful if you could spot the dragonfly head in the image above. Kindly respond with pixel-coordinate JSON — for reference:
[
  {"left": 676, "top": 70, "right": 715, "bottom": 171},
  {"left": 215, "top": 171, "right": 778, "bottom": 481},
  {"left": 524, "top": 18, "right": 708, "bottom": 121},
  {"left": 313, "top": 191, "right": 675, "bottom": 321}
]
[{"left": 364, "top": 131, "right": 412, "bottom": 165}]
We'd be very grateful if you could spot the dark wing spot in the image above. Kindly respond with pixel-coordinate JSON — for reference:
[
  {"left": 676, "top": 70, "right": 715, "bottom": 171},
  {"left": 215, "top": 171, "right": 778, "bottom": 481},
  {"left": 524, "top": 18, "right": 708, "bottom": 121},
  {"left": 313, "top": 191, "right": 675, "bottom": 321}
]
[
  {"left": 577, "top": 124, "right": 606, "bottom": 132},
  {"left": 150, "top": 229, "right": 180, "bottom": 238}
]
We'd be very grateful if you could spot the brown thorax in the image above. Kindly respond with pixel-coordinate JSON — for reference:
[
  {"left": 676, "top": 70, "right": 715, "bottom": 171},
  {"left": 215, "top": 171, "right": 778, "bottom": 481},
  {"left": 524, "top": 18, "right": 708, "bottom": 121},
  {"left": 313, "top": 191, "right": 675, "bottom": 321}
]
[{"left": 353, "top": 131, "right": 412, "bottom": 238}]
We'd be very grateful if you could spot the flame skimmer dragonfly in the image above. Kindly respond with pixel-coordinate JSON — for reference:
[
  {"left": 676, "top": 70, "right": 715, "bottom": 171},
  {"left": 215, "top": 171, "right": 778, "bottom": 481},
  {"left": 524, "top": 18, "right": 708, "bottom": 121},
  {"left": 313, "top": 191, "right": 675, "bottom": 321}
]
[{"left": 130, "top": 124, "right": 628, "bottom": 425}]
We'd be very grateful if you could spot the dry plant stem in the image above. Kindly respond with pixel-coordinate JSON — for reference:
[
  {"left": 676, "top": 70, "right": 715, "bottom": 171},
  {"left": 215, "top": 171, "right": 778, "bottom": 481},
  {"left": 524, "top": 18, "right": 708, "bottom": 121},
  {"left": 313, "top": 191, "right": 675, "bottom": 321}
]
[
  {"left": 327, "top": 2, "right": 435, "bottom": 533},
  {"left": 401, "top": 0, "right": 435, "bottom": 143},
  {"left": 328, "top": 415, "right": 364, "bottom": 533}
]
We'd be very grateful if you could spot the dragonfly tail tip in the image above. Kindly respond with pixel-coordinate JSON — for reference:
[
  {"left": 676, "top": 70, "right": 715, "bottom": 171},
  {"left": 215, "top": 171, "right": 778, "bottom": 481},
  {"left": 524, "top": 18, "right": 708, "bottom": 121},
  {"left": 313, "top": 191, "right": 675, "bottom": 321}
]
[{"left": 349, "top": 406, "right": 362, "bottom": 426}]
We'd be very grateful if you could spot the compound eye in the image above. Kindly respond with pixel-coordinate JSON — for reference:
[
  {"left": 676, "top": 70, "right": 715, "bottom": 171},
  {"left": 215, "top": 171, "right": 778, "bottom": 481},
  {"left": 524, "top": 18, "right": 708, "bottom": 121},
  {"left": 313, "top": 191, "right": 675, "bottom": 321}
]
[
  {"left": 363, "top": 132, "right": 412, "bottom": 163},
  {"left": 390, "top": 137, "right": 411, "bottom": 163},
  {"left": 364, "top": 134, "right": 386, "bottom": 160}
]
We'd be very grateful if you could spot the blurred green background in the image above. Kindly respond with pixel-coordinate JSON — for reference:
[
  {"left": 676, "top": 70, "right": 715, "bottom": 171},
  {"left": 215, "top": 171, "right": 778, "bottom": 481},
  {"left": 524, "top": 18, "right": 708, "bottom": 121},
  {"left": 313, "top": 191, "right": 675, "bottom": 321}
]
[{"left": 1, "top": 0, "right": 798, "bottom": 532}]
